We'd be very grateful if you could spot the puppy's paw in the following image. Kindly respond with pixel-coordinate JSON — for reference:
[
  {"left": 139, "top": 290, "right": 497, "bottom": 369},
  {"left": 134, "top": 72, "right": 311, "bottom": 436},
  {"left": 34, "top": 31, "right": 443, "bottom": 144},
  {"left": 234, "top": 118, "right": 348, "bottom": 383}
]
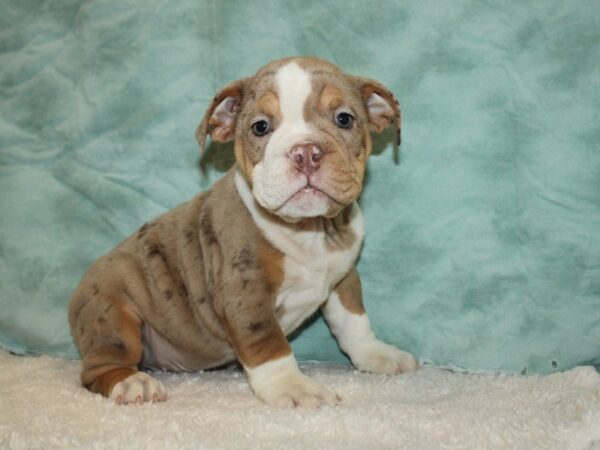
[
  {"left": 256, "top": 372, "right": 340, "bottom": 409},
  {"left": 352, "top": 340, "right": 418, "bottom": 375},
  {"left": 109, "top": 372, "right": 167, "bottom": 405},
  {"left": 248, "top": 355, "right": 339, "bottom": 408}
]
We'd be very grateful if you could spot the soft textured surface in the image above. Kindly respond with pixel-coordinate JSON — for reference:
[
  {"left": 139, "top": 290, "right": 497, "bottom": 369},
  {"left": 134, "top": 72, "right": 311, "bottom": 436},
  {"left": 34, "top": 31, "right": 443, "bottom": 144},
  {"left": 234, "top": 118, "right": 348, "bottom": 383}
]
[
  {"left": 1, "top": 0, "right": 599, "bottom": 373},
  {"left": 1, "top": 350, "right": 600, "bottom": 449}
]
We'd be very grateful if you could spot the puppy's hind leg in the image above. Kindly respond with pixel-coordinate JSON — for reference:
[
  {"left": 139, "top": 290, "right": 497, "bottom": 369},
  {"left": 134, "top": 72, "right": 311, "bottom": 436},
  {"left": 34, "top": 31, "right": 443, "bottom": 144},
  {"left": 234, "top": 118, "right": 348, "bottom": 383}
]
[{"left": 69, "top": 282, "right": 166, "bottom": 405}]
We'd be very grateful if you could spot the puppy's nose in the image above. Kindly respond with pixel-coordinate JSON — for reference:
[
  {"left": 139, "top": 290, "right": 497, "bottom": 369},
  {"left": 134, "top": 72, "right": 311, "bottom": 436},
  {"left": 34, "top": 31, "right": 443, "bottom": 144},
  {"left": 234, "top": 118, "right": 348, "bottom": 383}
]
[{"left": 290, "top": 144, "right": 324, "bottom": 175}]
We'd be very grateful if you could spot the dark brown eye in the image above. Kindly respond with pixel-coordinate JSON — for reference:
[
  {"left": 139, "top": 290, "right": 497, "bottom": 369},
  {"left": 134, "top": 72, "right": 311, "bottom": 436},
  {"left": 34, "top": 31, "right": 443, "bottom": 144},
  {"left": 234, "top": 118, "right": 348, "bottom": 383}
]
[
  {"left": 251, "top": 120, "right": 271, "bottom": 136},
  {"left": 335, "top": 112, "right": 354, "bottom": 129}
]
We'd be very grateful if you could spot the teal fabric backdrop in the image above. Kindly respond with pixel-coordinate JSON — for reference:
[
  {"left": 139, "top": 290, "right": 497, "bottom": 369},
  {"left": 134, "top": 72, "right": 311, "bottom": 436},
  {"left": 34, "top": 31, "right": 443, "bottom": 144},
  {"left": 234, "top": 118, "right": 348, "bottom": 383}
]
[{"left": 1, "top": 0, "right": 599, "bottom": 374}]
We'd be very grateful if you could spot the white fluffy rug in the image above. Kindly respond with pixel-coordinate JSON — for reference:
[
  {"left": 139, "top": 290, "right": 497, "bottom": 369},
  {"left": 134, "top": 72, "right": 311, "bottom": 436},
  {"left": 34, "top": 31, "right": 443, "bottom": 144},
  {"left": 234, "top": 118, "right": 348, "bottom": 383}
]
[{"left": 1, "top": 350, "right": 600, "bottom": 449}]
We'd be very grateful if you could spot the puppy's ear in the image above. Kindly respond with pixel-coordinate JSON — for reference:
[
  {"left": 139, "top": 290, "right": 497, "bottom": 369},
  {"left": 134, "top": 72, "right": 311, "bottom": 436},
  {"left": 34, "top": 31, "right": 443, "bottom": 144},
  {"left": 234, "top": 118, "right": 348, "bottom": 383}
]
[
  {"left": 353, "top": 77, "right": 402, "bottom": 146},
  {"left": 195, "top": 78, "right": 247, "bottom": 152}
]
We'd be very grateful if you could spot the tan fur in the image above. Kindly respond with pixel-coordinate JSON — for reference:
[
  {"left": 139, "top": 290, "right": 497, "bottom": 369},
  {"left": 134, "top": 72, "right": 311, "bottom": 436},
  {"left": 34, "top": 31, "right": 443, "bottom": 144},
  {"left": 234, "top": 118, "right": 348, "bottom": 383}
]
[
  {"left": 335, "top": 268, "right": 366, "bottom": 315},
  {"left": 258, "top": 244, "right": 285, "bottom": 294},
  {"left": 319, "top": 84, "right": 344, "bottom": 111},
  {"left": 69, "top": 56, "right": 402, "bottom": 400},
  {"left": 256, "top": 91, "right": 281, "bottom": 120},
  {"left": 86, "top": 368, "right": 138, "bottom": 397}
]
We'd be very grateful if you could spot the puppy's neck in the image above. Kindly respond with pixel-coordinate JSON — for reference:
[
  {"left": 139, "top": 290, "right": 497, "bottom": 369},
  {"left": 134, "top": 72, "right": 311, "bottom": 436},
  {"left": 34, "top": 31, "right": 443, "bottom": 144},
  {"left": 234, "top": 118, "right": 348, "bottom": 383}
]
[{"left": 289, "top": 211, "right": 353, "bottom": 232}]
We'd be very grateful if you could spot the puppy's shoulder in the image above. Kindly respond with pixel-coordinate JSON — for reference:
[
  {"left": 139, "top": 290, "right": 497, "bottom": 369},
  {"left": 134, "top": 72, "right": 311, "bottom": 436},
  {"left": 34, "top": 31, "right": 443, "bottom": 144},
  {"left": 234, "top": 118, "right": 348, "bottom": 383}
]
[{"left": 200, "top": 168, "right": 265, "bottom": 247}]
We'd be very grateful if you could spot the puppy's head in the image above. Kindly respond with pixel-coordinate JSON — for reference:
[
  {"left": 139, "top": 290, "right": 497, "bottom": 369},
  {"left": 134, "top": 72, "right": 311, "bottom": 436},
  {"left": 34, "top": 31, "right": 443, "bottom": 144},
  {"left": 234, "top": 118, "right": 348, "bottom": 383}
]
[{"left": 196, "top": 57, "right": 400, "bottom": 222}]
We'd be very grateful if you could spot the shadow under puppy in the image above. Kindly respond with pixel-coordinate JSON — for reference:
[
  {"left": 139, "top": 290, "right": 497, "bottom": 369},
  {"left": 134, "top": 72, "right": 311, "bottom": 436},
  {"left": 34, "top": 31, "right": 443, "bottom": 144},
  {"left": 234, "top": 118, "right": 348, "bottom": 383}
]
[{"left": 69, "top": 56, "right": 418, "bottom": 408}]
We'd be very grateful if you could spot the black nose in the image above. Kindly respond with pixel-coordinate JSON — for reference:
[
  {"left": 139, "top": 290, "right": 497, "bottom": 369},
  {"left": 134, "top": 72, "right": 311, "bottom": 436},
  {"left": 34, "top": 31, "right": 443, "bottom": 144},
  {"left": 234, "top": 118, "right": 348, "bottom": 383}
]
[{"left": 289, "top": 144, "right": 324, "bottom": 175}]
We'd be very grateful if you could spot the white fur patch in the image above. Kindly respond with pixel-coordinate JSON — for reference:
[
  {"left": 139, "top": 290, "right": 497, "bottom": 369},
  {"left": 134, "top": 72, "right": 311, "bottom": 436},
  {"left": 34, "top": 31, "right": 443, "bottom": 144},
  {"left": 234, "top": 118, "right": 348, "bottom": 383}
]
[
  {"left": 322, "top": 292, "right": 418, "bottom": 374},
  {"left": 110, "top": 372, "right": 167, "bottom": 405},
  {"left": 246, "top": 354, "right": 339, "bottom": 408},
  {"left": 277, "top": 62, "right": 312, "bottom": 125},
  {"left": 252, "top": 62, "right": 323, "bottom": 216},
  {"left": 235, "top": 171, "right": 364, "bottom": 335}
]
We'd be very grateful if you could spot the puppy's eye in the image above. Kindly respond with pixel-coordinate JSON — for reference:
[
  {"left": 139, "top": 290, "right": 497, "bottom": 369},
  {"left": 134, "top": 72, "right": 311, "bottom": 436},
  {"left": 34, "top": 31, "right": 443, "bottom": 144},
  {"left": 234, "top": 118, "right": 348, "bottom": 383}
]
[
  {"left": 335, "top": 112, "right": 354, "bottom": 129},
  {"left": 251, "top": 120, "right": 271, "bottom": 136}
]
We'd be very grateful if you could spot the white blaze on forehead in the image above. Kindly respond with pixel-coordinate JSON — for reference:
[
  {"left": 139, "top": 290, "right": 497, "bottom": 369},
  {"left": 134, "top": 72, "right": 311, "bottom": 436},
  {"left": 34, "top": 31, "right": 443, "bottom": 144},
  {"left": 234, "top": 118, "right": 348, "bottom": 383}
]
[{"left": 275, "top": 61, "right": 312, "bottom": 127}]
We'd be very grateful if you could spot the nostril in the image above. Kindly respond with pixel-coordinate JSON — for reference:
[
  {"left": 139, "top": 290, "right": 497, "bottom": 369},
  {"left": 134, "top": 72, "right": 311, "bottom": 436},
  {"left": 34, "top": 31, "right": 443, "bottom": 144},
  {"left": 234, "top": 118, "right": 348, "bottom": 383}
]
[
  {"left": 290, "top": 144, "right": 323, "bottom": 173},
  {"left": 290, "top": 146, "right": 308, "bottom": 168}
]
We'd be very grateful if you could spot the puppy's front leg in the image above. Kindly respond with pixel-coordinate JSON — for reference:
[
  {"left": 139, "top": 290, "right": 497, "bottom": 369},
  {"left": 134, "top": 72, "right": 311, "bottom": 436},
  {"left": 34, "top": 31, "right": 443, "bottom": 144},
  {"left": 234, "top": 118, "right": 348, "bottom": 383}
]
[
  {"left": 224, "top": 301, "right": 339, "bottom": 408},
  {"left": 323, "top": 268, "right": 418, "bottom": 374}
]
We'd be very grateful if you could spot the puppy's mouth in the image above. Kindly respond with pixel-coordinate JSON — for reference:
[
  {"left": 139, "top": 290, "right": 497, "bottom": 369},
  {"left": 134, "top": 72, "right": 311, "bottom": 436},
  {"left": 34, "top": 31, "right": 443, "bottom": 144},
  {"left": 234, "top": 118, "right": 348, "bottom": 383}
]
[{"left": 276, "top": 182, "right": 341, "bottom": 212}]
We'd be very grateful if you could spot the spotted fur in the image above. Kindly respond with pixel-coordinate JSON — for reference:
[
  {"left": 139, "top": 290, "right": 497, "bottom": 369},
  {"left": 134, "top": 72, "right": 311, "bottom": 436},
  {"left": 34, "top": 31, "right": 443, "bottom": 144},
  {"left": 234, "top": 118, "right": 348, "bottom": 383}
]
[{"left": 69, "top": 57, "right": 416, "bottom": 408}]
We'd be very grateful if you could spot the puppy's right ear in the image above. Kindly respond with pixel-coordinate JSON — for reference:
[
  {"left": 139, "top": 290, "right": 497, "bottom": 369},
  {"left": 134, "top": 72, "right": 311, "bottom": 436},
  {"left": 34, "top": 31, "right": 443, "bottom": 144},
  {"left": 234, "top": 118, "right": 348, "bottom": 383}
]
[{"left": 195, "top": 78, "right": 247, "bottom": 152}]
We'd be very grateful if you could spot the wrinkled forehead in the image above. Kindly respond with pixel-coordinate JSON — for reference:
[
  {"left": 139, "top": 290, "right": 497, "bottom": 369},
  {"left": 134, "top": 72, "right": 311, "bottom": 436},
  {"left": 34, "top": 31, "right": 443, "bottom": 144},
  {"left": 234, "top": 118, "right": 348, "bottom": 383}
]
[{"left": 243, "top": 59, "right": 358, "bottom": 116}]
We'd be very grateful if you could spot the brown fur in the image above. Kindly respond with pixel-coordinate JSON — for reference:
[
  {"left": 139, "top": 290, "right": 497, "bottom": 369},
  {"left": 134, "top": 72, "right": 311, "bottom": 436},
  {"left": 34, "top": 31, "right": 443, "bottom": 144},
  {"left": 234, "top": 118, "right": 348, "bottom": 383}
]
[
  {"left": 334, "top": 268, "right": 366, "bottom": 315},
  {"left": 69, "top": 170, "right": 289, "bottom": 393},
  {"left": 69, "top": 56, "right": 400, "bottom": 398},
  {"left": 86, "top": 368, "right": 138, "bottom": 397}
]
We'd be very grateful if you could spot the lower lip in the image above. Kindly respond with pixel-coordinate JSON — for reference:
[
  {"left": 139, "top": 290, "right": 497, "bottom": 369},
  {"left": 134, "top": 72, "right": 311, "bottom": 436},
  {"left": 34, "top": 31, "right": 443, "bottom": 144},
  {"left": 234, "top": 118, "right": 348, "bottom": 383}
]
[{"left": 291, "top": 186, "right": 326, "bottom": 200}]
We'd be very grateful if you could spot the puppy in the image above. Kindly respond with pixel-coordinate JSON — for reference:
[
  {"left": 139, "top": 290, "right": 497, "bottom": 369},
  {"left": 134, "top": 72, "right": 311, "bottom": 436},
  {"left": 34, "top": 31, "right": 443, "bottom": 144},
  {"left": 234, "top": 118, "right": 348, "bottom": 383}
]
[{"left": 68, "top": 56, "right": 418, "bottom": 407}]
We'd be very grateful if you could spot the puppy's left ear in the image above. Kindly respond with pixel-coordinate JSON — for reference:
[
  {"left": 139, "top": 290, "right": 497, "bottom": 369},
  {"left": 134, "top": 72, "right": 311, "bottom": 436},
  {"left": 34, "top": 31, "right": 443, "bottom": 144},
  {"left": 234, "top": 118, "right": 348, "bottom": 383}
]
[
  {"left": 195, "top": 78, "right": 248, "bottom": 152},
  {"left": 353, "top": 77, "right": 402, "bottom": 146}
]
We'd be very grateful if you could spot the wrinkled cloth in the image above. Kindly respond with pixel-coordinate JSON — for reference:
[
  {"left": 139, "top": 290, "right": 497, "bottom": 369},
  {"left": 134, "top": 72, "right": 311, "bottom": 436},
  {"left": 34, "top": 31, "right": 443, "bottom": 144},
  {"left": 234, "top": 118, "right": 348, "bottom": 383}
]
[{"left": 0, "top": 0, "right": 599, "bottom": 373}]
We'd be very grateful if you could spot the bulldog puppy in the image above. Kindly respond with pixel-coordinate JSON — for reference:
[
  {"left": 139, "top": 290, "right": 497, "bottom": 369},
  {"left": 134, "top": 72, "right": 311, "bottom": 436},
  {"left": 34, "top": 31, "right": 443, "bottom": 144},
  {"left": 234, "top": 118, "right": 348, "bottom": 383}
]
[{"left": 68, "top": 56, "right": 418, "bottom": 408}]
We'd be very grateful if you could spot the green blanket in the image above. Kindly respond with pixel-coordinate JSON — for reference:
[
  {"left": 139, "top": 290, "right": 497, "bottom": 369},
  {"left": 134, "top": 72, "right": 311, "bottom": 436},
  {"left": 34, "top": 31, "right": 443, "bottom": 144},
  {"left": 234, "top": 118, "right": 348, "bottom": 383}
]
[{"left": 1, "top": 0, "right": 599, "bottom": 374}]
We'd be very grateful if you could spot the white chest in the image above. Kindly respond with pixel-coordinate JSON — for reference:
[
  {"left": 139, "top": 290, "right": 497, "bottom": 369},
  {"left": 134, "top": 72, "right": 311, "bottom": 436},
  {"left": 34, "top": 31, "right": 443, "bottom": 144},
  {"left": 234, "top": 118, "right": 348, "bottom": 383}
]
[
  {"left": 234, "top": 171, "right": 365, "bottom": 335},
  {"left": 275, "top": 244, "right": 359, "bottom": 335}
]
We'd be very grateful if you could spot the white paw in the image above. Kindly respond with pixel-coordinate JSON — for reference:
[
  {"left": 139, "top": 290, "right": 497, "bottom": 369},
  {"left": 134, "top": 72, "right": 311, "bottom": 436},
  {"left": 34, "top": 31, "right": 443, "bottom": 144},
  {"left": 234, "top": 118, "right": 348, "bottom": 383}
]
[
  {"left": 248, "top": 355, "right": 340, "bottom": 408},
  {"left": 109, "top": 372, "right": 167, "bottom": 405},
  {"left": 352, "top": 340, "right": 418, "bottom": 374},
  {"left": 255, "top": 372, "right": 340, "bottom": 409}
]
